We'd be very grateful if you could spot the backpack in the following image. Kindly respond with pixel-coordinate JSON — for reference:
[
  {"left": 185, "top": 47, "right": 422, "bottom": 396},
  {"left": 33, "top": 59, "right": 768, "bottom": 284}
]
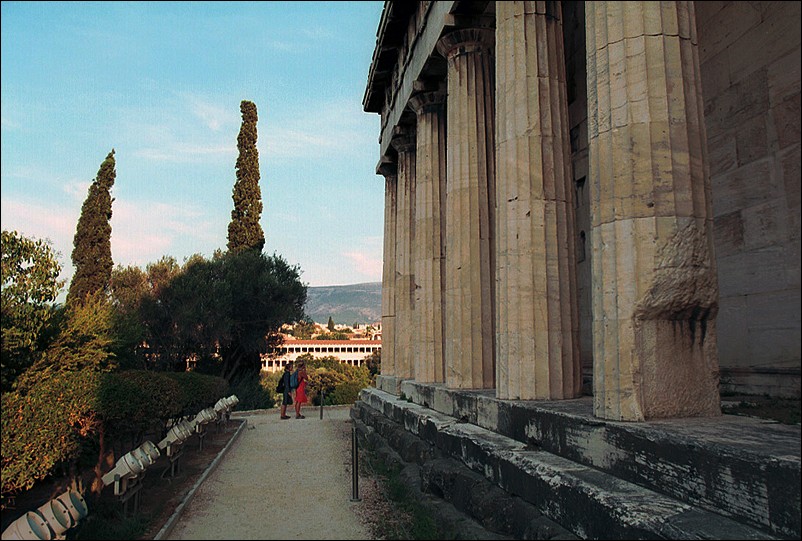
[
  {"left": 289, "top": 370, "right": 299, "bottom": 390},
  {"left": 276, "top": 376, "right": 285, "bottom": 393}
]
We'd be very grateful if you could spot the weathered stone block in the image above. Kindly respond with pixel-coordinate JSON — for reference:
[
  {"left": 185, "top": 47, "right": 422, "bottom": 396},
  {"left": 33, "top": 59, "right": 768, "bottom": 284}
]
[
  {"left": 711, "top": 158, "right": 776, "bottom": 217},
  {"left": 773, "top": 93, "right": 801, "bottom": 150},
  {"left": 713, "top": 210, "right": 745, "bottom": 256}
]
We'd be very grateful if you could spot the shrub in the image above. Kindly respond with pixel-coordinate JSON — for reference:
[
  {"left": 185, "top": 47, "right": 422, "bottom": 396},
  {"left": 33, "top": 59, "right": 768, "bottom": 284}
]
[
  {"left": 1, "top": 370, "right": 100, "bottom": 501},
  {"left": 229, "top": 373, "right": 275, "bottom": 411},
  {"left": 328, "top": 379, "right": 367, "bottom": 405},
  {"left": 163, "top": 371, "right": 229, "bottom": 417},
  {"left": 95, "top": 370, "right": 183, "bottom": 445}
]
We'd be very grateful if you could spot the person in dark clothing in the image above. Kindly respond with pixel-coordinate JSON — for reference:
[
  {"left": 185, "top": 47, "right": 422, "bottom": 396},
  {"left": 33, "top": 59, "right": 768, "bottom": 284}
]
[{"left": 280, "top": 361, "right": 294, "bottom": 420}]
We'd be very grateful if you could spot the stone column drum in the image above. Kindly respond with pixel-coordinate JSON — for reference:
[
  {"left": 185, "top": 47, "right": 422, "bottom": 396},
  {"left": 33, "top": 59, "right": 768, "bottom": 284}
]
[
  {"left": 379, "top": 162, "right": 398, "bottom": 384},
  {"left": 391, "top": 127, "right": 417, "bottom": 380},
  {"left": 586, "top": 1, "right": 721, "bottom": 420},
  {"left": 495, "top": 0, "right": 582, "bottom": 400},
  {"left": 410, "top": 91, "right": 448, "bottom": 383},
  {"left": 437, "top": 28, "right": 496, "bottom": 389}
]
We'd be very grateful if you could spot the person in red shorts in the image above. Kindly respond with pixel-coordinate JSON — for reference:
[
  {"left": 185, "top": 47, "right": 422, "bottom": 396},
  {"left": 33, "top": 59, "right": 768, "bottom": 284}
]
[{"left": 294, "top": 360, "right": 309, "bottom": 419}]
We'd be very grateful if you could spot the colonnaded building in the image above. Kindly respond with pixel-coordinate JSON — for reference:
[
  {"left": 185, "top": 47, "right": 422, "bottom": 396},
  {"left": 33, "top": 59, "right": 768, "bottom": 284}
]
[
  {"left": 364, "top": 0, "right": 799, "bottom": 419},
  {"left": 351, "top": 2, "right": 800, "bottom": 539},
  {"left": 261, "top": 339, "right": 381, "bottom": 372}
]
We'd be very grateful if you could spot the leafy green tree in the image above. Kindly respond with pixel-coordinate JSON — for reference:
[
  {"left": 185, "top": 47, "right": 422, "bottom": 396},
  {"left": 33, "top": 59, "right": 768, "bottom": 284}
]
[
  {"left": 110, "top": 256, "right": 185, "bottom": 371},
  {"left": 301, "top": 355, "right": 371, "bottom": 406},
  {"left": 291, "top": 318, "right": 316, "bottom": 339},
  {"left": 214, "top": 250, "right": 306, "bottom": 382},
  {"left": 140, "top": 250, "right": 306, "bottom": 383},
  {"left": 327, "top": 316, "right": 335, "bottom": 331},
  {"left": 365, "top": 349, "right": 381, "bottom": 380},
  {"left": 317, "top": 331, "right": 349, "bottom": 340},
  {"left": 15, "top": 290, "right": 118, "bottom": 394},
  {"left": 67, "top": 150, "right": 116, "bottom": 306},
  {"left": 227, "top": 100, "right": 265, "bottom": 253},
  {"left": 1, "top": 230, "right": 64, "bottom": 389},
  {"left": 108, "top": 264, "right": 150, "bottom": 368},
  {"left": 144, "top": 255, "right": 182, "bottom": 297},
  {"left": 158, "top": 254, "right": 230, "bottom": 371}
]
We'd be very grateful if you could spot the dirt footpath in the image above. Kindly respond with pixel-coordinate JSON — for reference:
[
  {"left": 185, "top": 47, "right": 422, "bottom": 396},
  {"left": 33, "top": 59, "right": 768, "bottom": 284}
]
[{"left": 162, "top": 406, "right": 370, "bottom": 540}]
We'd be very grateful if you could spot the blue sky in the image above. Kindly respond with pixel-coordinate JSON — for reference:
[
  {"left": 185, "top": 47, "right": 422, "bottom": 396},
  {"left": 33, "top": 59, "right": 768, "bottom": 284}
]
[{"left": 1, "top": 1, "right": 386, "bottom": 301}]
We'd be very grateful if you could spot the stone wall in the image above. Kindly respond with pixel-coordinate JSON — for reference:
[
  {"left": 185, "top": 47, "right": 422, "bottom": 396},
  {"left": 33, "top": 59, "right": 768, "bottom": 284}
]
[{"left": 696, "top": 1, "right": 801, "bottom": 397}]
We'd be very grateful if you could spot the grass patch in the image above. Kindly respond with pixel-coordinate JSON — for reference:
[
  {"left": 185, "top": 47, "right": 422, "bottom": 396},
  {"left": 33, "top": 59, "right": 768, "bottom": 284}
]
[
  {"left": 362, "top": 454, "right": 452, "bottom": 540},
  {"left": 69, "top": 496, "right": 149, "bottom": 540}
]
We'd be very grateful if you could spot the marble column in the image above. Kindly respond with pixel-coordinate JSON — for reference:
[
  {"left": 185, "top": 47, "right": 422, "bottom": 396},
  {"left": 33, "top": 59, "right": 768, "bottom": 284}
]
[
  {"left": 391, "top": 127, "right": 417, "bottom": 380},
  {"left": 379, "top": 161, "right": 397, "bottom": 383},
  {"left": 437, "top": 28, "right": 496, "bottom": 390},
  {"left": 495, "top": 0, "right": 582, "bottom": 400},
  {"left": 410, "top": 91, "right": 447, "bottom": 384},
  {"left": 586, "top": 1, "right": 720, "bottom": 421}
]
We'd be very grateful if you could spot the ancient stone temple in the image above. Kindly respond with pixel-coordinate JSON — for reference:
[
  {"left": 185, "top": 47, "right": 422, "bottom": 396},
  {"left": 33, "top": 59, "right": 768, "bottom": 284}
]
[
  {"left": 354, "top": 2, "right": 800, "bottom": 539},
  {"left": 364, "top": 0, "right": 800, "bottom": 420}
]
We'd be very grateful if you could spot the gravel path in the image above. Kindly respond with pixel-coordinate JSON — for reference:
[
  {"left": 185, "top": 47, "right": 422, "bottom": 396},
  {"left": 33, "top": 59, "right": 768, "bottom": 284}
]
[{"left": 163, "top": 406, "right": 370, "bottom": 540}]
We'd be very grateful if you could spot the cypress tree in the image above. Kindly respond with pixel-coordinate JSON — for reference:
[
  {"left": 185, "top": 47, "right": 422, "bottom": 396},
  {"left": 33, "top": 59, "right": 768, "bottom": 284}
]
[
  {"left": 227, "top": 100, "right": 265, "bottom": 253},
  {"left": 67, "top": 150, "right": 116, "bottom": 306}
]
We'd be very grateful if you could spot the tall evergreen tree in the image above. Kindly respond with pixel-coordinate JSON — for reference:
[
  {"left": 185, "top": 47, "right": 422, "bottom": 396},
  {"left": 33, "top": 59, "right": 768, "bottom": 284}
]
[
  {"left": 227, "top": 100, "right": 265, "bottom": 253},
  {"left": 67, "top": 150, "right": 116, "bottom": 306}
]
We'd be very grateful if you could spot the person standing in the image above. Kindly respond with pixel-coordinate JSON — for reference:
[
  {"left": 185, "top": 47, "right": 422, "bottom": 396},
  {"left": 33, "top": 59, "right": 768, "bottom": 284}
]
[
  {"left": 294, "top": 360, "right": 309, "bottom": 419},
  {"left": 280, "top": 361, "right": 294, "bottom": 420}
]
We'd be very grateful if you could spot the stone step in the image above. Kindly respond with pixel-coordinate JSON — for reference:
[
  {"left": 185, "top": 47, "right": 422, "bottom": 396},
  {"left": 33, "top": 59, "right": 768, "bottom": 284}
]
[
  {"left": 355, "top": 385, "right": 798, "bottom": 539},
  {"left": 373, "top": 378, "right": 801, "bottom": 539}
]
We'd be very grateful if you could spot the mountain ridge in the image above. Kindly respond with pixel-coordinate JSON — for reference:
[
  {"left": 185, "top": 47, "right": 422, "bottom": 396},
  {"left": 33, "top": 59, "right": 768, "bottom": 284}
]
[{"left": 303, "top": 281, "right": 382, "bottom": 326}]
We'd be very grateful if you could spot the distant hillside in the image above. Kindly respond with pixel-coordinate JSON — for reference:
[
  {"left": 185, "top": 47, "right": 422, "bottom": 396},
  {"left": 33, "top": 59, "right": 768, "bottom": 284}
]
[{"left": 304, "top": 282, "right": 382, "bottom": 326}]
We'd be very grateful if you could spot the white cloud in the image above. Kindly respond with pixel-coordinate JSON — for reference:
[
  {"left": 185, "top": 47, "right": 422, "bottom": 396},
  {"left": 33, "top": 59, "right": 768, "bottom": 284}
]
[
  {"left": 343, "top": 249, "right": 382, "bottom": 282},
  {"left": 301, "top": 26, "right": 336, "bottom": 41},
  {"left": 0, "top": 197, "right": 81, "bottom": 290},
  {"left": 133, "top": 142, "right": 236, "bottom": 163},
  {"left": 1, "top": 114, "right": 19, "bottom": 130},
  {"left": 263, "top": 128, "right": 338, "bottom": 159},
  {"left": 115, "top": 90, "right": 240, "bottom": 164},
  {"left": 63, "top": 180, "right": 93, "bottom": 200},
  {"left": 0, "top": 194, "right": 226, "bottom": 300},
  {"left": 110, "top": 199, "right": 222, "bottom": 267},
  {"left": 262, "top": 99, "right": 376, "bottom": 161},
  {"left": 180, "top": 92, "right": 236, "bottom": 132},
  {"left": 264, "top": 39, "right": 295, "bottom": 52}
]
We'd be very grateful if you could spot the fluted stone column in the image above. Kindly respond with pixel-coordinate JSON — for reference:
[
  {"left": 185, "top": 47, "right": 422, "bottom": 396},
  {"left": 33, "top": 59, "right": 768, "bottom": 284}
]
[
  {"left": 586, "top": 1, "right": 720, "bottom": 421},
  {"left": 379, "top": 162, "right": 397, "bottom": 385},
  {"left": 495, "top": 1, "right": 582, "bottom": 400},
  {"left": 391, "top": 127, "right": 417, "bottom": 380},
  {"left": 410, "top": 91, "right": 447, "bottom": 384},
  {"left": 437, "top": 28, "right": 496, "bottom": 389}
]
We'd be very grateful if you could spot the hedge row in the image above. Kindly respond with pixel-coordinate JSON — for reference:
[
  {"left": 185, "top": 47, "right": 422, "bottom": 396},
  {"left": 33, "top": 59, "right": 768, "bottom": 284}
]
[{"left": 1, "top": 369, "right": 228, "bottom": 501}]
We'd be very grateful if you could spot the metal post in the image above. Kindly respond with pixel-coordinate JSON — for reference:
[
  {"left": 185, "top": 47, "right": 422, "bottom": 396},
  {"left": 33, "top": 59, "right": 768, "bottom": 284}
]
[
  {"left": 198, "top": 427, "right": 206, "bottom": 452},
  {"left": 320, "top": 390, "right": 324, "bottom": 419},
  {"left": 350, "top": 425, "right": 361, "bottom": 502}
]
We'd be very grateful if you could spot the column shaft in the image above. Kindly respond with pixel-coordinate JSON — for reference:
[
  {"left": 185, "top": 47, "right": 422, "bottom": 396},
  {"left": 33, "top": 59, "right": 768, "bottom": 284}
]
[
  {"left": 411, "top": 93, "right": 447, "bottom": 383},
  {"left": 586, "top": 1, "right": 720, "bottom": 420},
  {"left": 392, "top": 130, "right": 417, "bottom": 380},
  {"left": 380, "top": 166, "right": 397, "bottom": 379},
  {"left": 437, "top": 29, "right": 496, "bottom": 389},
  {"left": 495, "top": 1, "right": 582, "bottom": 400}
]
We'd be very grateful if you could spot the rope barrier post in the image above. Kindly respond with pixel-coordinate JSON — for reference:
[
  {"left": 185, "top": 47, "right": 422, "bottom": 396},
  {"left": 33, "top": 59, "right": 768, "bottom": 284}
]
[{"left": 350, "top": 424, "right": 361, "bottom": 502}]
